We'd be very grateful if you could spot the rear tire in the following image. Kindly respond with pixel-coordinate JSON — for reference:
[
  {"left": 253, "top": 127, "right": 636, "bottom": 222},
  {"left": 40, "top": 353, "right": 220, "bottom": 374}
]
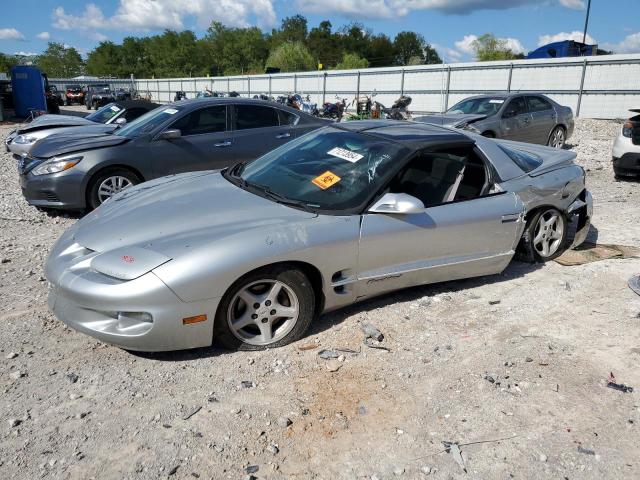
[
  {"left": 548, "top": 126, "right": 566, "bottom": 149},
  {"left": 524, "top": 208, "right": 568, "bottom": 262},
  {"left": 87, "top": 168, "right": 139, "bottom": 210},
  {"left": 215, "top": 266, "right": 315, "bottom": 351}
]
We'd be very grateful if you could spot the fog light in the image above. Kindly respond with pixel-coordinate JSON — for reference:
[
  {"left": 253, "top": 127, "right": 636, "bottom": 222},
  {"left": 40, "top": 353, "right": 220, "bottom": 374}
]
[{"left": 117, "top": 312, "right": 153, "bottom": 324}]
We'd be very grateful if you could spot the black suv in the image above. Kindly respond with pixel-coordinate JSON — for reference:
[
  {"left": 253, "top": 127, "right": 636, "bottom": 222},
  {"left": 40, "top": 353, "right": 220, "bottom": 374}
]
[{"left": 85, "top": 84, "right": 116, "bottom": 110}]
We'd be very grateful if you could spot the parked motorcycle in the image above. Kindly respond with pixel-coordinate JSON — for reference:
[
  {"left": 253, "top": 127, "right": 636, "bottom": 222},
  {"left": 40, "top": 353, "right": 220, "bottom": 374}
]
[
  {"left": 320, "top": 96, "right": 348, "bottom": 122},
  {"left": 253, "top": 93, "right": 273, "bottom": 101},
  {"left": 174, "top": 91, "right": 187, "bottom": 101},
  {"left": 374, "top": 95, "right": 412, "bottom": 120},
  {"left": 351, "top": 91, "right": 377, "bottom": 119}
]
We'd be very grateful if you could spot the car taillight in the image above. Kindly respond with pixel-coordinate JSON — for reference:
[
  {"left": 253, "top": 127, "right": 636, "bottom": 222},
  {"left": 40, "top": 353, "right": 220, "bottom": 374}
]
[{"left": 623, "top": 121, "right": 633, "bottom": 138}]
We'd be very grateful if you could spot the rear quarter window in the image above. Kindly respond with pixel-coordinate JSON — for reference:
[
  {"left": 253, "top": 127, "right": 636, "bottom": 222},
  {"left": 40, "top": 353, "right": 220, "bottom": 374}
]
[{"left": 498, "top": 144, "right": 543, "bottom": 173}]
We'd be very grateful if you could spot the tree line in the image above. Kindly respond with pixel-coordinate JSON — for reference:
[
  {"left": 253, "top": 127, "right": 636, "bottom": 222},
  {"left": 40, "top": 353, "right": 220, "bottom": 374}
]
[{"left": 0, "top": 15, "right": 529, "bottom": 79}]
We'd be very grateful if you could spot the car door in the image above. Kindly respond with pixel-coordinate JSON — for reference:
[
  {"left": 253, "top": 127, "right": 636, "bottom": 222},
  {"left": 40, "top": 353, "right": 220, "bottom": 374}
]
[
  {"left": 526, "top": 95, "right": 557, "bottom": 145},
  {"left": 231, "top": 104, "right": 294, "bottom": 162},
  {"left": 357, "top": 147, "right": 525, "bottom": 299},
  {"left": 500, "top": 96, "right": 534, "bottom": 143},
  {"left": 150, "top": 104, "right": 234, "bottom": 177}
]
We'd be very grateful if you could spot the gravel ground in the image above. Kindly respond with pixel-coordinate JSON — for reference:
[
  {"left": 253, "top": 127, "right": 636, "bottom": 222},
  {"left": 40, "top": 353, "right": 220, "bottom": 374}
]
[{"left": 1, "top": 117, "right": 639, "bottom": 480}]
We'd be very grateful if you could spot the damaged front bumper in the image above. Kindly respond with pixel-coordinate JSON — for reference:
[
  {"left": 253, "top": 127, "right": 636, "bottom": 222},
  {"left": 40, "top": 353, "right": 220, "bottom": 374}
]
[{"left": 568, "top": 189, "right": 593, "bottom": 248}]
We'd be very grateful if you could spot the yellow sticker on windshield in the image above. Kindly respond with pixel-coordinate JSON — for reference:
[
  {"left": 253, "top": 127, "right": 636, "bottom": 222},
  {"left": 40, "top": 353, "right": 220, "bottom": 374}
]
[{"left": 312, "top": 170, "right": 341, "bottom": 190}]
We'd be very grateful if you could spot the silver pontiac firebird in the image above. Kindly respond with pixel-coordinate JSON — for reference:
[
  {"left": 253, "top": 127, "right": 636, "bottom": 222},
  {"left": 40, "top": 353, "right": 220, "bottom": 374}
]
[{"left": 45, "top": 121, "right": 592, "bottom": 352}]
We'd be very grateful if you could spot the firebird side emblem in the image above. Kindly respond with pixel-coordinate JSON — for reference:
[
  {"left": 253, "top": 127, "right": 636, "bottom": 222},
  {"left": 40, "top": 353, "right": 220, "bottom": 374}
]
[{"left": 122, "top": 255, "right": 135, "bottom": 263}]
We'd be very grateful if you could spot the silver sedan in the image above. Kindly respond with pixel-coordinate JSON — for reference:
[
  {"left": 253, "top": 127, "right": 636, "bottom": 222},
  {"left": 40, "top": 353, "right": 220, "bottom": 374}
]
[
  {"left": 45, "top": 121, "right": 592, "bottom": 352},
  {"left": 416, "top": 93, "right": 574, "bottom": 148}
]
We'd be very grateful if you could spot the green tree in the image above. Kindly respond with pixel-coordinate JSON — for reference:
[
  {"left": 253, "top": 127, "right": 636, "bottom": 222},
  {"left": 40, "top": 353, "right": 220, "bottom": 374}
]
[
  {"left": 271, "top": 15, "right": 308, "bottom": 46},
  {"left": 265, "top": 41, "right": 315, "bottom": 72},
  {"left": 145, "top": 30, "right": 203, "bottom": 77},
  {"left": 35, "top": 42, "right": 84, "bottom": 77},
  {"left": 0, "top": 53, "right": 20, "bottom": 74},
  {"left": 86, "top": 41, "right": 122, "bottom": 76},
  {"left": 307, "top": 21, "right": 341, "bottom": 68},
  {"left": 335, "top": 52, "right": 369, "bottom": 70},
  {"left": 472, "top": 34, "right": 520, "bottom": 61},
  {"left": 365, "top": 34, "right": 396, "bottom": 68},
  {"left": 204, "top": 22, "right": 269, "bottom": 75}
]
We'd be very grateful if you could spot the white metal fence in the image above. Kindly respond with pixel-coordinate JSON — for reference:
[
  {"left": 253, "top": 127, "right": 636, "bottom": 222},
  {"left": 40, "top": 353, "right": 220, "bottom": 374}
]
[{"left": 50, "top": 53, "right": 640, "bottom": 119}]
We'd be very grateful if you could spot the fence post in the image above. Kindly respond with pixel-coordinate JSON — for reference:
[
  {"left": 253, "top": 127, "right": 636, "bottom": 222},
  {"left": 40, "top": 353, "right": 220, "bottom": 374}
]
[
  {"left": 576, "top": 58, "right": 588, "bottom": 118},
  {"left": 268, "top": 75, "right": 272, "bottom": 98},
  {"left": 507, "top": 63, "right": 513, "bottom": 92},
  {"left": 156, "top": 79, "right": 160, "bottom": 102},
  {"left": 322, "top": 72, "right": 327, "bottom": 104},
  {"left": 294, "top": 74, "right": 297, "bottom": 93},
  {"left": 400, "top": 68, "right": 405, "bottom": 97},
  {"left": 356, "top": 71, "right": 361, "bottom": 101},
  {"left": 247, "top": 76, "right": 251, "bottom": 97},
  {"left": 227, "top": 77, "right": 230, "bottom": 94},
  {"left": 444, "top": 65, "right": 451, "bottom": 112}
]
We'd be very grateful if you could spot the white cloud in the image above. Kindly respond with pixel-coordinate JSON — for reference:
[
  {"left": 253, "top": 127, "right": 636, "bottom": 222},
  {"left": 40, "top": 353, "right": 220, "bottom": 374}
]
[
  {"left": 297, "top": 0, "right": 586, "bottom": 18},
  {"left": 603, "top": 32, "right": 640, "bottom": 54},
  {"left": 559, "top": 0, "right": 585, "bottom": 10},
  {"left": 454, "top": 34, "right": 525, "bottom": 60},
  {"left": 432, "top": 43, "right": 462, "bottom": 62},
  {"left": 0, "top": 28, "right": 25, "bottom": 40},
  {"left": 538, "top": 31, "right": 596, "bottom": 46},
  {"left": 52, "top": 0, "right": 277, "bottom": 32},
  {"left": 36, "top": 31, "right": 51, "bottom": 40},
  {"left": 15, "top": 51, "right": 37, "bottom": 56},
  {"left": 89, "top": 32, "right": 109, "bottom": 42}
]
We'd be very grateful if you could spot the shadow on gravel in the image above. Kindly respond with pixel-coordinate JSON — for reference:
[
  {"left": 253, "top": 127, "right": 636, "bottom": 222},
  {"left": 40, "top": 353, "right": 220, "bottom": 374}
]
[{"left": 133, "top": 260, "right": 546, "bottom": 362}]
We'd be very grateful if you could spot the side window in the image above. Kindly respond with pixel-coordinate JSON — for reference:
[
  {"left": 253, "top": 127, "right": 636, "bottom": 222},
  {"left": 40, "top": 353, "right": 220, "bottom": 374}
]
[
  {"left": 528, "top": 96, "right": 553, "bottom": 112},
  {"left": 503, "top": 97, "right": 528, "bottom": 117},
  {"left": 235, "top": 105, "right": 279, "bottom": 130},
  {"left": 123, "top": 108, "right": 147, "bottom": 122},
  {"left": 388, "top": 148, "right": 485, "bottom": 208},
  {"left": 170, "top": 106, "right": 226, "bottom": 136},
  {"left": 278, "top": 109, "right": 299, "bottom": 126}
]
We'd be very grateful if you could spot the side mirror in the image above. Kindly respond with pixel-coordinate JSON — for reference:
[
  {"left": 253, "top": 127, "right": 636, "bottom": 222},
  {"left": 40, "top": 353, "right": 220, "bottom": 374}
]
[
  {"left": 368, "top": 193, "right": 425, "bottom": 215},
  {"left": 158, "top": 129, "right": 181, "bottom": 140},
  {"left": 114, "top": 117, "right": 127, "bottom": 125}
]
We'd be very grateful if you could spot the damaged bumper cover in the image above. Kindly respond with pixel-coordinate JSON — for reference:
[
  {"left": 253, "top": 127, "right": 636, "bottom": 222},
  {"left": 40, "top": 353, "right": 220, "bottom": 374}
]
[{"left": 567, "top": 189, "right": 593, "bottom": 248}]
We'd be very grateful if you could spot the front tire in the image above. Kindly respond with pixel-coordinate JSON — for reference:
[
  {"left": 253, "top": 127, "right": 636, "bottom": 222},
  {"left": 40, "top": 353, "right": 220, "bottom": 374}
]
[
  {"left": 526, "top": 208, "right": 568, "bottom": 261},
  {"left": 87, "top": 168, "right": 139, "bottom": 210},
  {"left": 215, "top": 266, "right": 315, "bottom": 351}
]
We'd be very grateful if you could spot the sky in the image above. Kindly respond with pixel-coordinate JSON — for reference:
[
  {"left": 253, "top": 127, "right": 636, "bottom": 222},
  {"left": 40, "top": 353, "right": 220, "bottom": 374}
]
[{"left": 1, "top": 0, "right": 639, "bottom": 62}]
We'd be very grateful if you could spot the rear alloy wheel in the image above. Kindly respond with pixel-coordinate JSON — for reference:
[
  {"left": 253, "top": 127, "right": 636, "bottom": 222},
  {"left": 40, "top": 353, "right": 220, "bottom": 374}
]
[
  {"left": 548, "top": 126, "right": 566, "bottom": 149},
  {"left": 529, "top": 208, "right": 567, "bottom": 261},
  {"left": 215, "top": 267, "right": 315, "bottom": 350},
  {"left": 88, "top": 169, "right": 139, "bottom": 209}
]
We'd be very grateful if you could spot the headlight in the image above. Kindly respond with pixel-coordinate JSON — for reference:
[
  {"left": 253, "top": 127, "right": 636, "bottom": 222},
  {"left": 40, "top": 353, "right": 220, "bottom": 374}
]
[
  {"left": 622, "top": 121, "right": 633, "bottom": 138},
  {"left": 14, "top": 135, "right": 38, "bottom": 145},
  {"left": 32, "top": 156, "right": 83, "bottom": 176}
]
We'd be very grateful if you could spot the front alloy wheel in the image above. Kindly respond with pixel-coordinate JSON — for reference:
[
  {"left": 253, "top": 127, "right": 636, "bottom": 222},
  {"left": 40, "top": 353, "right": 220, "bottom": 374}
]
[
  {"left": 88, "top": 168, "right": 139, "bottom": 210},
  {"left": 216, "top": 267, "right": 315, "bottom": 350},
  {"left": 532, "top": 208, "right": 567, "bottom": 260}
]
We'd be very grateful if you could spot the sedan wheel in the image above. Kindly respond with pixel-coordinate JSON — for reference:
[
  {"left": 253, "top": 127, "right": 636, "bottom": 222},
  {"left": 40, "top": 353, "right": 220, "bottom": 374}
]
[
  {"left": 531, "top": 208, "right": 567, "bottom": 260},
  {"left": 98, "top": 176, "right": 133, "bottom": 204},
  {"left": 88, "top": 169, "right": 139, "bottom": 210},
  {"left": 216, "top": 267, "right": 315, "bottom": 350},
  {"left": 548, "top": 127, "right": 566, "bottom": 149}
]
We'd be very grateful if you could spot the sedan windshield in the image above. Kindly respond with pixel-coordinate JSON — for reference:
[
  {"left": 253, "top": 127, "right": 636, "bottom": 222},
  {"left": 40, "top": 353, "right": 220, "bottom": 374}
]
[
  {"left": 86, "top": 103, "right": 122, "bottom": 123},
  {"left": 228, "top": 127, "right": 410, "bottom": 212},
  {"left": 447, "top": 97, "right": 505, "bottom": 116},
  {"left": 114, "top": 106, "right": 181, "bottom": 138}
]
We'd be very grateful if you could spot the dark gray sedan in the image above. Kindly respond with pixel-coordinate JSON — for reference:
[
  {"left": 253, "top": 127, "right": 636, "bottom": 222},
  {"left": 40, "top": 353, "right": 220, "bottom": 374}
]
[
  {"left": 19, "top": 98, "right": 328, "bottom": 211},
  {"left": 415, "top": 93, "right": 574, "bottom": 148}
]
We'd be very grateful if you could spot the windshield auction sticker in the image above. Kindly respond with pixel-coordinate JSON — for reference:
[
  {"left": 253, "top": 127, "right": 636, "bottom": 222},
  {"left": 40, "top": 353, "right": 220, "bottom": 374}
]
[
  {"left": 312, "top": 170, "right": 341, "bottom": 189},
  {"left": 328, "top": 147, "right": 363, "bottom": 163},
  {"left": 163, "top": 108, "right": 179, "bottom": 115},
  {"left": 489, "top": 99, "right": 504, "bottom": 104}
]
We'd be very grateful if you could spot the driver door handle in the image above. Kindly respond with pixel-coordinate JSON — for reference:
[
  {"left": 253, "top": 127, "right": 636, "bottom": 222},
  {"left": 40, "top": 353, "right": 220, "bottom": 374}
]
[
  {"left": 214, "top": 140, "right": 232, "bottom": 147},
  {"left": 276, "top": 132, "right": 291, "bottom": 139}
]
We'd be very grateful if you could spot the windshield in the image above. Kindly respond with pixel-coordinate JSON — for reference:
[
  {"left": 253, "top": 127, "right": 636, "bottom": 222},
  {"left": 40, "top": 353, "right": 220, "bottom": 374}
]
[
  {"left": 86, "top": 103, "right": 122, "bottom": 123},
  {"left": 447, "top": 97, "right": 505, "bottom": 116},
  {"left": 114, "top": 105, "right": 181, "bottom": 138},
  {"left": 229, "top": 127, "right": 410, "bottom": 211}
]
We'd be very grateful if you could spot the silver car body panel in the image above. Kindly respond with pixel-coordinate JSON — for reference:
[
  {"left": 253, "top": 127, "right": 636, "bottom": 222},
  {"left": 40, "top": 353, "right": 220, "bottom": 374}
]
[{"left": 45, "top": 124, "right": 592, "bottom": 351}]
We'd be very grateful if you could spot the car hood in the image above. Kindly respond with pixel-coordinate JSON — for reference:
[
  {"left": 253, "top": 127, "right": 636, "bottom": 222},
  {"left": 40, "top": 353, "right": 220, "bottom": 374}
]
[
  {"left": 19, "top": 114, "right": 95, "bottom": 133},
  {"left": 415, "top": 113, "right": 487, "bottom": 127},
  {"left": 30, "top": 132, "right": 129, "bottom": 159},
  {"left": 73, "top": 171, "right": 317, "bottom": 258}
]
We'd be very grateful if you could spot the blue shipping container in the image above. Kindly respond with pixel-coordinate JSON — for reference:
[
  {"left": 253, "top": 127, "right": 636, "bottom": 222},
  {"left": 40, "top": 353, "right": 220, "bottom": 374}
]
[{"left": 11, "top": 65, "right": 46, "bottom": 118}]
